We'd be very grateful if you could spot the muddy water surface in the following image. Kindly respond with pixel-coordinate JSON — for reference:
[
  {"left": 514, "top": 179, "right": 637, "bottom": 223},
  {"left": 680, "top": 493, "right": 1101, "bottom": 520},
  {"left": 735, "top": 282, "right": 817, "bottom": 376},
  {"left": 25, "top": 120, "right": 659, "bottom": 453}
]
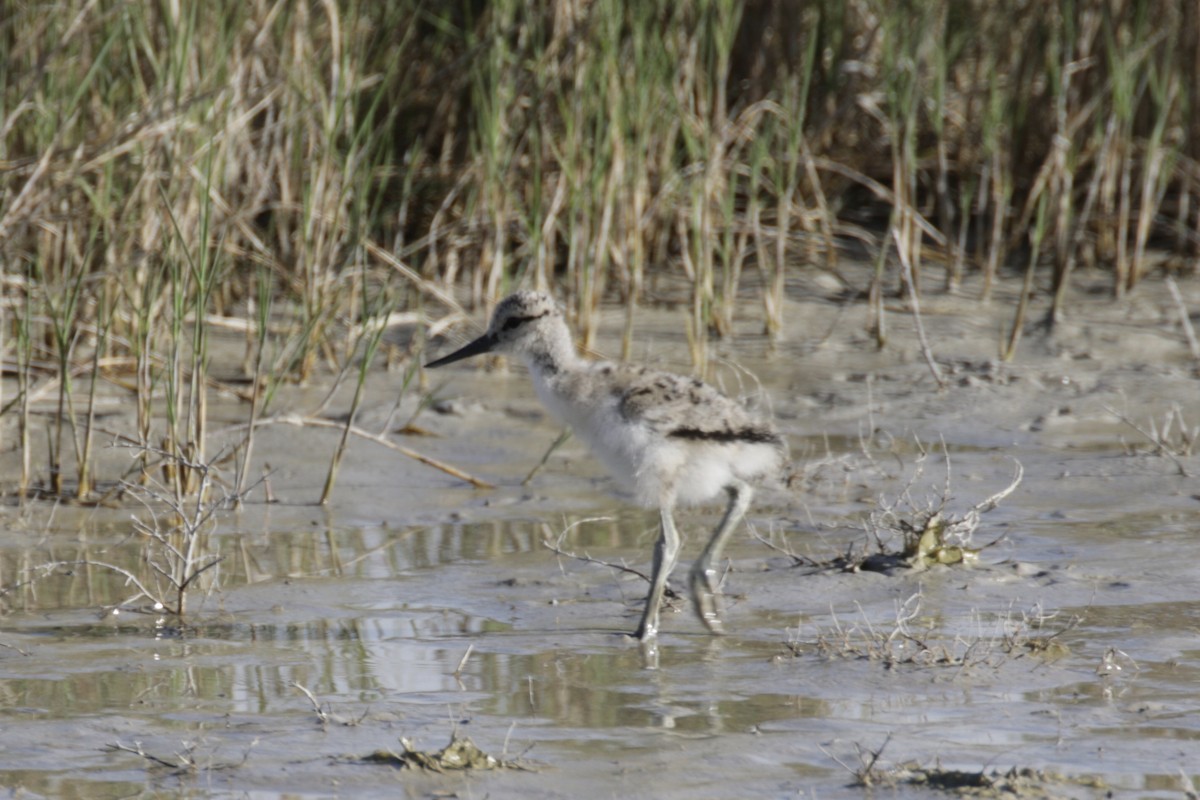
[{"left": 1, "top": 274, "right": 1198, "bottom": 798}]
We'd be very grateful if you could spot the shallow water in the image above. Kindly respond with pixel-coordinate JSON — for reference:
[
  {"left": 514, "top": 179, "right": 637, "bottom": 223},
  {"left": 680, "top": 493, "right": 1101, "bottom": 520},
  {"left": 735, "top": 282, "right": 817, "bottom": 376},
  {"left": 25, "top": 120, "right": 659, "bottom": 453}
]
[{"left": 2, "top": 276, "right": 1199, "bottom": 798}]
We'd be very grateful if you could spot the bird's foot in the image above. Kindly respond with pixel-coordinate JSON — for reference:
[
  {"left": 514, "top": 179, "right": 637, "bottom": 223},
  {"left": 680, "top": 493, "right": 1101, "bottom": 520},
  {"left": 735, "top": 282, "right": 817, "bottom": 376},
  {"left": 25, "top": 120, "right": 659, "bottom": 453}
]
[
  {"left": 688, "top": 566, "right": 726, "bottom": 634},
  {"left": 698, "top": 611, "right": 725, "bottom": 635},
  {"left": 632, "top": 616, "right": 658, "bottom": 642}
]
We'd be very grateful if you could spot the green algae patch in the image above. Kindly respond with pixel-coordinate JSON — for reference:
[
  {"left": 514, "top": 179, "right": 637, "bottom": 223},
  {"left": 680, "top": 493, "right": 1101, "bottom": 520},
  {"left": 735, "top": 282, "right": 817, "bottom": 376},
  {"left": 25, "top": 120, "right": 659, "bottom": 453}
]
[{"left": 362, "top": 732, "right": 533, "bottom": 773}]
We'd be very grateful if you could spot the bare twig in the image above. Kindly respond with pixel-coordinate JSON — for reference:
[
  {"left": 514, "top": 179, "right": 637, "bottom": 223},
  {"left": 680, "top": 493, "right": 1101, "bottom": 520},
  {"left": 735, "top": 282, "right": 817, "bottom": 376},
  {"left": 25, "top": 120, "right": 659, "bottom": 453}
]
[
  {"left": 105, "top": 740, "right": 187, "bottom": 771},
  {"left": 0, "top": 640, "right": 30, "bottom": 656},
  {"left": 453, "top": 644, "right": 475, "bottom": 679},
  {"left": 891, "top": 227, "right": 946, "bottom": 389},
  {"left": 523, "top": 428, "right": 571, "bottom": 486},
  {"left": 821, "top": 733, "right": 895, "bottom": 787},
  {"left": 1103, "top": 404, "right": 1192, "bottom": 477},
  {"left": 1166, "top": 276, "right": 1200, "bottom": 362},
  {"left": 292, "top": 681, "right": 330, "bottom": 726},
  {"left": 541, "top": 519, "right": 654, "bottom": 584},
  {"left": 32, "top": 560, "right": 154, "bottom": 610},
  {"left": 749, "top": 525, "right": 821, "bottom": 567},
  {"left": 224, "top": 414, "right": 494, "bottom": 489},
  {"left": 105, "top": 737, "right": 254, "bottom": 774}
]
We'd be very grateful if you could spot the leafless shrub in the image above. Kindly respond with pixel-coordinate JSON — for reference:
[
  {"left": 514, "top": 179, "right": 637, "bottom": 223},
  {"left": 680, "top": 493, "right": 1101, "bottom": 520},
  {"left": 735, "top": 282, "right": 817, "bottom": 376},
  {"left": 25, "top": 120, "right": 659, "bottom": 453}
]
[
  {"left": 860, "top": 443, "right": 1022, "bottom": 571},
  {"left": 786, "top": 592, "right": 1077, "bottom": 671}
]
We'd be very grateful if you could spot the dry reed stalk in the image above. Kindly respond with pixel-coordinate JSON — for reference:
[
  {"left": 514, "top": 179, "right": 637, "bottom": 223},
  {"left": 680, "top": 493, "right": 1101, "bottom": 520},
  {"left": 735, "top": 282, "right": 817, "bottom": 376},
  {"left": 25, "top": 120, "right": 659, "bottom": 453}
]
[
  {"left": 800, "top": 137, "right": 838, "bottom": 273},
  {"left": 1004, "top": 194, "right": 1049, "bottom": 362},
  {"left": 1129, "top": 74, "right": 1180, "bottom": 293},
  {"left": 233, "top": 266, "right": 273, "bottom": 507},
  {"left": 16, "top": 286, "right": 33, "bottom": 500},
  {"left": 947, "top": 181, "right": 973, "bottom": 293},
  {"left": 1165, "top": 277, "right": 1200, "bottom": 362},
  {"left": 77, "top": 283, "right": 112, "bottom": 500},
  {"left": 242, "top": 414, "right": 494, "bottom": 490},
  {"left": 319, "top": 289, "right": 391, "bottom": 505},
  {"left": 892, "top": 226, "right": 944, "bottom": 389},
  {"left": 1051, "top": 121, "right": 1113, "bottom": 325},
  {"left": 981, "top": 149, "right": 1010, "bottom": 304}
]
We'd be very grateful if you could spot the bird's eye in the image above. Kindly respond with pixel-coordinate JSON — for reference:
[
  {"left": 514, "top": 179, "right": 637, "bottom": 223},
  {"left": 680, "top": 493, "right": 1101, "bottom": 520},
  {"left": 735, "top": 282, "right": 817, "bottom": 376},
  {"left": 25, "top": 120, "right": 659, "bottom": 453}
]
[{"left": 502, "top": 317, "right": 524, "bottom": 331}]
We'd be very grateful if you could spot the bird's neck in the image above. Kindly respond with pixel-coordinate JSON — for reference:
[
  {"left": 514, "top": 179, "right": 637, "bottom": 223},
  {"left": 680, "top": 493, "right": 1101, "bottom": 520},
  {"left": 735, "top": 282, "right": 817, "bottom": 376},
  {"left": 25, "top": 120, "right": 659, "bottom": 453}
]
[{"left": 520, "top": 321, "right": 580, "bottom": 378}]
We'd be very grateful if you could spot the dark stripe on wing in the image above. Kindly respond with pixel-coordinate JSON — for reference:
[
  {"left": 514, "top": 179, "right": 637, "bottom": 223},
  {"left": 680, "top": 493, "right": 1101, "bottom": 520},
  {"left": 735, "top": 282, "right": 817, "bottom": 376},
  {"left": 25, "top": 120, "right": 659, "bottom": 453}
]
[{"left": 667, "top": 426, "right": 782, "bottom": 445}]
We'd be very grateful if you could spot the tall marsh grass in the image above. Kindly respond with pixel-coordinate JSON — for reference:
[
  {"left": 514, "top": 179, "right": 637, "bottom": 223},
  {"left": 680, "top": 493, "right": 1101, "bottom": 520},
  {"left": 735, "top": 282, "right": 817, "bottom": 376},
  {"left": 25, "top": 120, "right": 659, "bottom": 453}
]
[{"left": 1, "top": 0, "right": 1197, "bottom": 501}]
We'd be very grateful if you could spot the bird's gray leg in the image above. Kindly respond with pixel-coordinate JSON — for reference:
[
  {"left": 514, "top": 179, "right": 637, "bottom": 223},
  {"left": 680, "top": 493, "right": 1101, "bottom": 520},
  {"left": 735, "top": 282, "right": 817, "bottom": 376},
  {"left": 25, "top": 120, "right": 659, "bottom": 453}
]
[
  {"left": 688, "top": 479, "right": 753, "bottom": 634},
  {"left": 634, "top": 504, "right": 681, "bottom": 641}
]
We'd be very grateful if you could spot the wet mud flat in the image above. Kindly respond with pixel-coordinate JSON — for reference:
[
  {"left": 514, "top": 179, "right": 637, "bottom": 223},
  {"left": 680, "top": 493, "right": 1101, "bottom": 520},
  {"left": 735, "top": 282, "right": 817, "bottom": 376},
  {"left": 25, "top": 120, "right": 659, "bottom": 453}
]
[{"left": 1, "top": 272, "right": 1198, "bottom": 798}]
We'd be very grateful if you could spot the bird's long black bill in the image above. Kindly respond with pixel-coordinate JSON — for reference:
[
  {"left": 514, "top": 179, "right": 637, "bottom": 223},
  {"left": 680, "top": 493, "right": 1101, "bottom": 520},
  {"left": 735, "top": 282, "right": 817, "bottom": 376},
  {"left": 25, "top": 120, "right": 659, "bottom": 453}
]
[{"left": 424, "top": 332, "right": 497, "bottom": 368}]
